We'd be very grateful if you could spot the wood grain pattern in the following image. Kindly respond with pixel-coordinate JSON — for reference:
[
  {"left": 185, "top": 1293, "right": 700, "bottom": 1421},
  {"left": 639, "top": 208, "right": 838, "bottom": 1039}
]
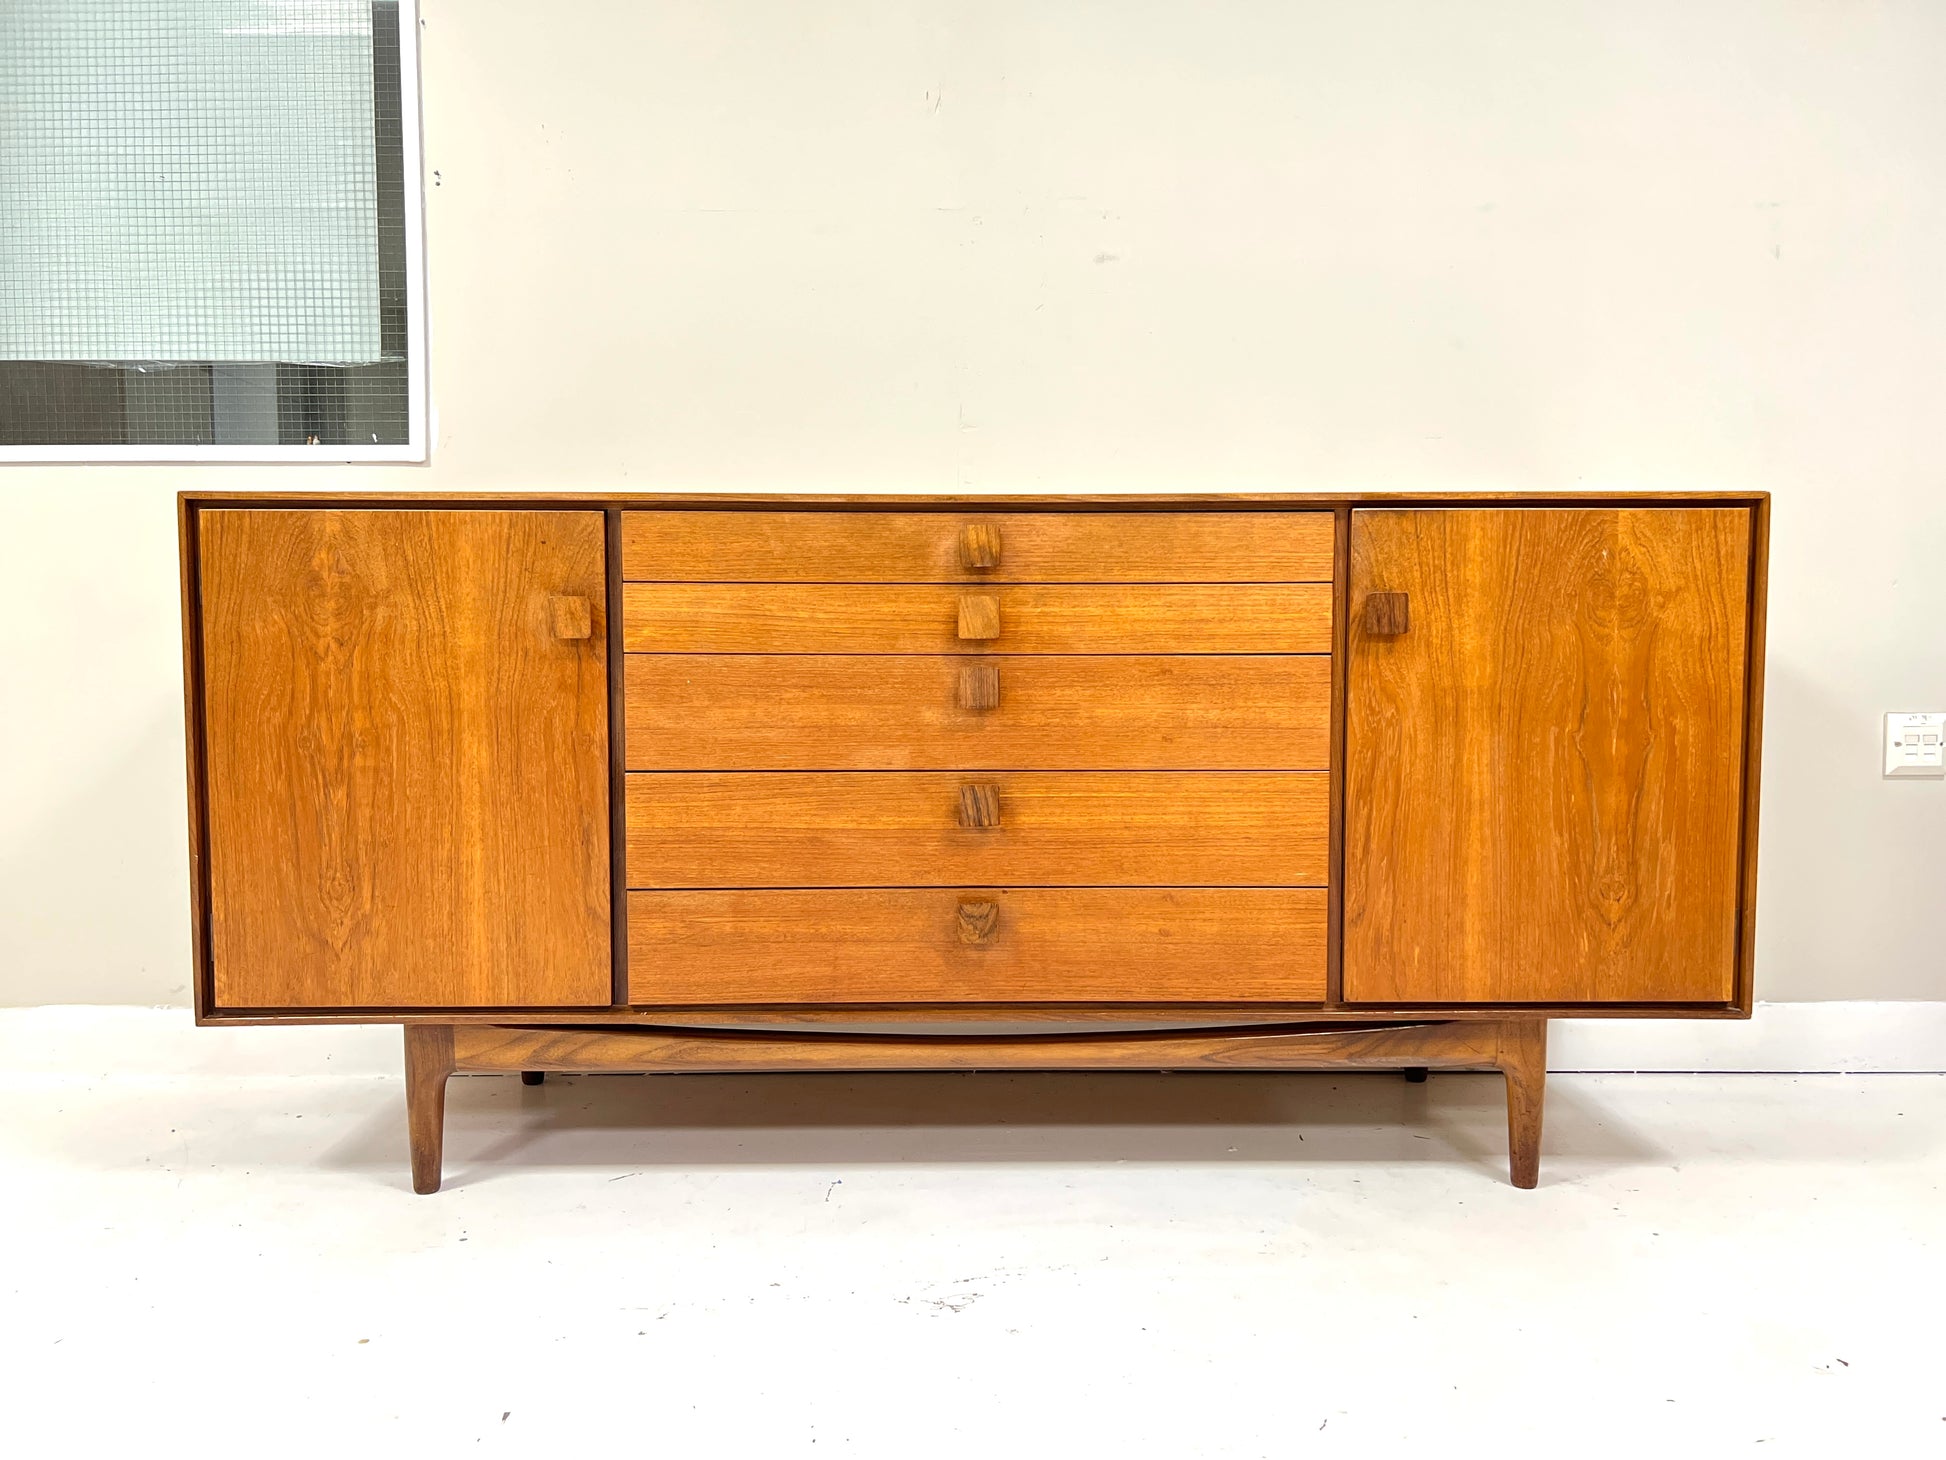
[
  {"left": 1344, "top": 507, "right": 1751, "bottom": 1004},
  {"left": 451, "top": 1018, "right": 1511, "bottom": 1074},
  {"left": 550, "top": 594, "right": 593, "bottom": 640},
  {"left": 610, "top": 1011, "right": 1495, "bottom": 1035},
  {"left": 624, "top": 771, "right": 1330, "bottom": 887},
  {"left": 957, "top": 782, "right": 1002, "bottom": 829},
  {"left": 199, "top": 509, "right": 613, "bottom": 1010},
  {"left": 627, "top": 888, "right": 1329, "bottom": 1002},
  {"left": 626, "top": 655, "right": 1331, "bottom": 770},
  {"left": 956, "top": 663, "right": 1001, "bottom": 712},
  {"left": 1363, "top": 590, "right": 1409, "bottom": 636},
  {"left": 621, "top": 511, "right": 1335, "bottom": 582},
  {"left": 960, "top": 521, "right": 1003, "bottom": 570},
  {"left": 1500, "top": 1019, "right": 1547, "bottom": 1188},
  {"left": 957, "top": 593, "right": 1001, "bottom": 640},
  {"left": 404, "top": 1023, "right": 454, "bottom": 1194},
  {"left": 621, "top": 583, "right": 1333, "bottom": 654},
  {"left": 200, "top": 999, "right": 1732, "bottom": 1027},
  {"left": 956, "top": 899, "right": 1000, "bottom": 944}
]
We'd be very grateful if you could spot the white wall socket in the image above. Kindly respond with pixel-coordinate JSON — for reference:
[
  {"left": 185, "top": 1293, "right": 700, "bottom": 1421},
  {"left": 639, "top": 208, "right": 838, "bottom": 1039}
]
[{"left": 1885, "top": 711, "right": 1946, "bottom": 778}]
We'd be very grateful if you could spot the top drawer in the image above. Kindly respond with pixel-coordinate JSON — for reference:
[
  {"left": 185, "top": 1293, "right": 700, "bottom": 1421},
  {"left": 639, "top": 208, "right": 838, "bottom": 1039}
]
[{"left": 621, "top": 511, "right": 1334, "bottom": 583}]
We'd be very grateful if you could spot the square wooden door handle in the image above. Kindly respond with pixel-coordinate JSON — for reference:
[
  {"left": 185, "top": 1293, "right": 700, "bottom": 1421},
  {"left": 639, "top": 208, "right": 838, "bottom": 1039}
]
[
  {"left": 957, "top": 664, "right": 1001, "bottom": 711},
  {"left": 956, "top": 898, "right": 1000, "bottom": 945},
  {"left": 959, "top": 522, "right": 1002, "bottom": 571},
  {"left": 1364, "top": 591, "right": 1410, "bottom": 636},
  {"left": 957, "top": 783, "right": 1002, "bottom": 829},
  {"left": 958, "top": 593, "right": 1001, "bottom": 640},
  {"left": 550, "top": 595, "right": 594, "bottom": 640}
]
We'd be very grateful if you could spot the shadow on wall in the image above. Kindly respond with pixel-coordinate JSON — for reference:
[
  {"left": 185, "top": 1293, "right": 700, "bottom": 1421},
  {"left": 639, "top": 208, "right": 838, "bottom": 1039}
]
[
  {"left": 1752, "top": 659, "right": 1942, "bottom": 1002},
  {"left": 0, "top": 707, "right": 192, "bottom": 1006}
]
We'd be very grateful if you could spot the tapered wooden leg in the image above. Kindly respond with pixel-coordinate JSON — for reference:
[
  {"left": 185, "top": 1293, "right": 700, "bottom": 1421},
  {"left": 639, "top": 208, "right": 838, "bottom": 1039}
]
[
  {"left": 520, "top": 1070, "right": 545, "bottom": 1086},
  {"left": 404, "top": 1024, "right": 455, "bottom": 1195},
  {"left": 1498, "top": 1020, "right": 1547, "bottom": 1189}
]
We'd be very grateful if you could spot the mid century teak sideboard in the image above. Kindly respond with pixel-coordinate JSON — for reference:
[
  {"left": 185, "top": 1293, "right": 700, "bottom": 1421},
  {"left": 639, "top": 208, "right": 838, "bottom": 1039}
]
[{"left": 178, "top": 491, "right": 1768, "bottom": 1192}]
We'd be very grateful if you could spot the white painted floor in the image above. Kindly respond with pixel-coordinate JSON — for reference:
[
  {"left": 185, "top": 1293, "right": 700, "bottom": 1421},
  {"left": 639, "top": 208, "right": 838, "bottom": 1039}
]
[{"left": 3, "top": 1012, "right": 1942, "bottom": 1457}]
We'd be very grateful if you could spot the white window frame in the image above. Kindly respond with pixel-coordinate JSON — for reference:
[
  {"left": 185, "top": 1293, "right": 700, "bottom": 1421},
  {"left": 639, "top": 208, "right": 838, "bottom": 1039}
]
[{"left": 0, "top": 1, "right": 429, "bottom": 464}]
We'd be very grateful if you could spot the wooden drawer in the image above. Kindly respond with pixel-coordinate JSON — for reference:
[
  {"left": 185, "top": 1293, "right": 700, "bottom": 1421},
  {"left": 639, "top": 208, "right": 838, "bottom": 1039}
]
[
  {"left": 621, "top": 510, "right": 1334, "bottom": 583},
  {"left": 621, "top": 583, "right": 1332, "bottom": 654},
  {"left": 625, "top": 771, "right": 1328, "bottom": 887},
  {"left": 626, "top": 888, "right": 1329, "bottom": 1003},
  {"left": 624, "top": 654, "right": 1331, "bottom": 770}
]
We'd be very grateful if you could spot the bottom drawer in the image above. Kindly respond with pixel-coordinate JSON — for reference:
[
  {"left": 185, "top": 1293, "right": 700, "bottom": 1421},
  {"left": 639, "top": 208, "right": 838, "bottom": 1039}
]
[{"left": 627, "top": 888, "right": 1328, "bottom": 1004}]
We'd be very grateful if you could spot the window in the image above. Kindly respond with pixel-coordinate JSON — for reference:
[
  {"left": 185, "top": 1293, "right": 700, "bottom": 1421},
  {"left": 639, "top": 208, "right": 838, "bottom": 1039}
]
[{"left": 0, "top": 0, "right": 424, "bottom": 459}]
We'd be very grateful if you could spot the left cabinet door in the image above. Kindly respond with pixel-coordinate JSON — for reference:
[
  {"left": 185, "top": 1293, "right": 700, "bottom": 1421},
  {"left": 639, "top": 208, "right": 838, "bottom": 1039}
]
[{"left": 197, "top": 509, "right": 613, "bottom": 1010}]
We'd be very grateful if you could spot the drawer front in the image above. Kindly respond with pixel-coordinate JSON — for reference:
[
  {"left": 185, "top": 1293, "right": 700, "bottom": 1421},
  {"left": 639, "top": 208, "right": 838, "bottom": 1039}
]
[
  {"left": 621, "top": 510, "right": 1334, "bottom": 583},
  {"left": 627, "top": 888, "right": 1329, "bottom": 1003},
  {"left": 621, "top": 583, "right": 1332, "bottom": 654},
  {"left": 624, "top": 654, "right": 1331, "bottom": 770},
  {"left": 626, "top": 771, "right": 1329, "bottom": 887}
]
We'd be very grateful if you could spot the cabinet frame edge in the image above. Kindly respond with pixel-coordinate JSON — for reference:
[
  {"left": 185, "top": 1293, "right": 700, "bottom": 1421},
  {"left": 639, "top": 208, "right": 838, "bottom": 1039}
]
[
  {"left": 178, "top": 490, "right": 1771, "bottom": 510},
  {"left": 1732, "top": 497, "right": 1770, "bottom": 1017},
  {"left": 604, "top": 508, "right": 630, "bottom": 1009},
  {"left": 178, "top": 489, "right": 1768, "bottom": 1026},
  {"left": 180, "top": 497, "right": 217, "bottom": 1023},
  {"left": 193, "top": 1001, "right": 1749, "bottom": 1027}
]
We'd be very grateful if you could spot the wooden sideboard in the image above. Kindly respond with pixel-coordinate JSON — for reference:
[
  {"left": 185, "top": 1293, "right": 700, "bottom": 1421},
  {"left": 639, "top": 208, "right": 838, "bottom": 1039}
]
[{"left": 179, "top": 492, "right": 1768, "bottom": 1191}]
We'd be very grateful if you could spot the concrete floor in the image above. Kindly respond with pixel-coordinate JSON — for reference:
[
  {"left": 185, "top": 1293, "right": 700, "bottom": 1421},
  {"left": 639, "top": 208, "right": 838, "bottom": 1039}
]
[{"left": 4, "top": 1015, "right": 1942, "bottom": 1456}]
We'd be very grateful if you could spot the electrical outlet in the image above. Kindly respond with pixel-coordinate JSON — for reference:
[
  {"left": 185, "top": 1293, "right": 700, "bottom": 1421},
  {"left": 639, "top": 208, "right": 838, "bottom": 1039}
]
[{"left": 1885, "top": 711, "right": 1946, "bottom": 778}]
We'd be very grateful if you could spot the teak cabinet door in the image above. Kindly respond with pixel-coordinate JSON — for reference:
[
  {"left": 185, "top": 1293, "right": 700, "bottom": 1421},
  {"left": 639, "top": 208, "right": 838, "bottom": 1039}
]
[
  {"left": 198, "top": 509, "right": 612, "bottom": 1010},
  {"left": 1344, "top": 508, "right": 1753, "bottom": 1005}
]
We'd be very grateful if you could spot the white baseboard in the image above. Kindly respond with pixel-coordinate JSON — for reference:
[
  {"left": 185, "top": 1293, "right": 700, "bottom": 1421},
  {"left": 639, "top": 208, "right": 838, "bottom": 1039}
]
[
  {"left": 0, "top": 1006, "right": 402, "bottom": 1079},
  {"left": 1552, "top": 1001, "right": 1946, "bottom": 1073},
  {"left": 2, "top": 1002, "right": 1942, "bottom": 1078}
]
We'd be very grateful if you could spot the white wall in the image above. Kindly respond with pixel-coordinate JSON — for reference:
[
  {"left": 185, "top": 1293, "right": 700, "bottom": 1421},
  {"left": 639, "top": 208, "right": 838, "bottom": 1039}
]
[{"left": 2, "top": 0, "right": 1943, "bottom": 1005}]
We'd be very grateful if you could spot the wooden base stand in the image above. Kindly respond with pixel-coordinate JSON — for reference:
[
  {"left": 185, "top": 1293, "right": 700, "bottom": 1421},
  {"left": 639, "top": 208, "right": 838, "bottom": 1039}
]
[
  {"left": 403, "top": 1018, "right": 1548, "bottom": 1194},
  {"left": 402, "top": 1023, "right": 455, "bottom": 1195}
]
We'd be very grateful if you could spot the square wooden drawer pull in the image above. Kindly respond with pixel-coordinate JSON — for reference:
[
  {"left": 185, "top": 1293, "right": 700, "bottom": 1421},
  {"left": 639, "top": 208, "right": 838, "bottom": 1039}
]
[
  {"left": 957, "top": 783, "right": 1002, "bottom": 829},
  {"left": 957, "top": 664, "right": 1001, "bottom": 711},
  {"left": 1364, "top": 591, "right": 1410, "bottom": 636},
  {"left": 959, "top": 522, "right": 1003, "bottom": 571},
  {"left": 550, "top": 595, "right": 593, "bottom": 640},
  {"left": 956, "top": 898, "right": 1000, "bottom": 945},
  {"left": 958, "top": 594, "right": 1001, "bottom": 640}
]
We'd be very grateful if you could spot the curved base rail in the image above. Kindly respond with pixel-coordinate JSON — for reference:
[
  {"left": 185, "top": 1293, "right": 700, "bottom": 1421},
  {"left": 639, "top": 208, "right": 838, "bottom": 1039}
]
[{"left": 403, "top": 1017, "right": 1547, "bottom": 1193}]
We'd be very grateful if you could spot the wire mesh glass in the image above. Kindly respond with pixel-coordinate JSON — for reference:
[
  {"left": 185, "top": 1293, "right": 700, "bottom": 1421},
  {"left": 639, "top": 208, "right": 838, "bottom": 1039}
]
[{"left": 0, "top": 1, "right": 411, "bottom": 448}]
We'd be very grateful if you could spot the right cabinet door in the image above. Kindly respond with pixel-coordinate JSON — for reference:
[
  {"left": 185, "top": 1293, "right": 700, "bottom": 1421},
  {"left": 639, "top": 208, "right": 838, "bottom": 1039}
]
[{"left": 1344, "top": 507, "right": 1755, "bottom": 1004}]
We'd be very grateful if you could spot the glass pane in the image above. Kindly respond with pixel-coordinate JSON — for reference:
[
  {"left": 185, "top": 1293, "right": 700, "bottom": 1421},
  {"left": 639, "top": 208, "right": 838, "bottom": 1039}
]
[{"left": 0, "top": 1, "right": 411, "bottom": 448}]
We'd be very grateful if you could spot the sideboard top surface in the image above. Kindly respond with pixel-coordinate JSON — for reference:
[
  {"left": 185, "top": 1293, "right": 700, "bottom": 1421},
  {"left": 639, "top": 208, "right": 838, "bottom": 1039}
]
[{"left": 180, "top": 490, "right": 1768, "bottom": 510}]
